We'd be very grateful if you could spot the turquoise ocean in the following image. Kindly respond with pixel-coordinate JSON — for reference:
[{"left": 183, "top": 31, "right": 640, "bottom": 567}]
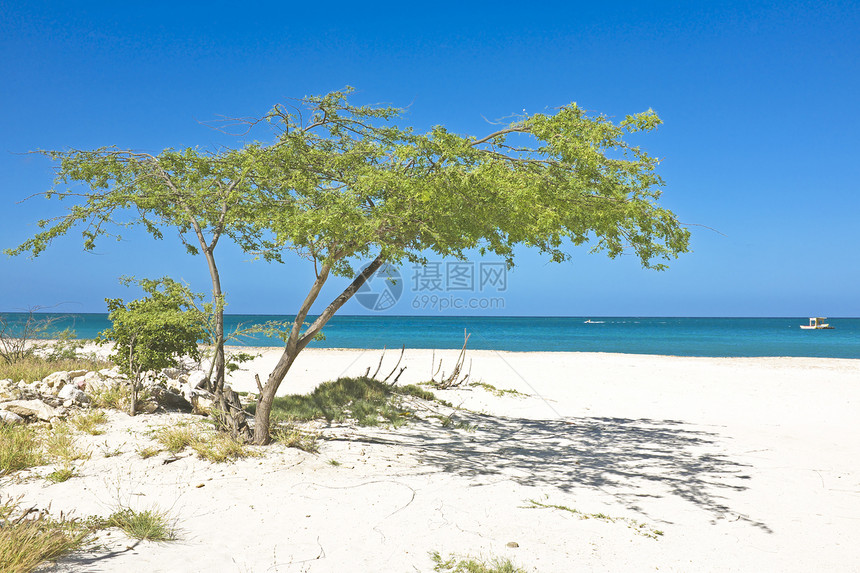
[{"left": 2, "top": 314, "right": 859, "bottom": 358}]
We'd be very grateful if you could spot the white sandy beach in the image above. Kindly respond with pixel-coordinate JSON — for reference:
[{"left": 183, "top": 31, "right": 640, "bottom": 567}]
[{"left": 6, "top": 348, "right": 860, "bottom": 572}]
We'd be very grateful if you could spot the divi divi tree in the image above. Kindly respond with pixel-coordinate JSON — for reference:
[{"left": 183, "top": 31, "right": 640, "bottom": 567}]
[{"left": 246, "top": 89, "right": 690, "bottom": 443}]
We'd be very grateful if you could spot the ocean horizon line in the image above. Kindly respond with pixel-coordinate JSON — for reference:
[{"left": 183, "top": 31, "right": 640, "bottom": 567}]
[{"left": 4, "top": 312, "right": 860, "bottom": 320}]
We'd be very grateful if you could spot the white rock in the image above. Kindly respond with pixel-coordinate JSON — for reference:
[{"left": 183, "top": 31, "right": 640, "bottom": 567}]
[
  {"left": 1, "top": 399, "right": 59, "bottom": 421},
  {"left": 187, "top": 371, "right": 209, "bottom": 390},
  {"left": 190, "top": 389, "right": 216, "bottom": 415},
  {"left": 58, "top": 384, "right": 89, "bottom": 404},
  {"left": 0, "top": 410, "right": 24, "bottom": 424},
  {"left": 42, "top": 370, "right": 87, "bottom": 388}
]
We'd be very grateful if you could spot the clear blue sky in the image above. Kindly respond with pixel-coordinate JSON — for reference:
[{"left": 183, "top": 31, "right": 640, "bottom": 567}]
[{"left": 1, "top": 0, "right": 858, "bottom": 317}]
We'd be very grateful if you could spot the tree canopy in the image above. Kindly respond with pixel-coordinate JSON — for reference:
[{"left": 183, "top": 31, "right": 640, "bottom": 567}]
[{"left": 7, "top": 88, "right": 690, "bottom": 442}]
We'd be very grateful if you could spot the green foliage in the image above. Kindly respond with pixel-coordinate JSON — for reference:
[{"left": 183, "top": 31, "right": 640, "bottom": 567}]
[
  {"left": 90, "top": 507, "right": 176, "bottom": 541},
  {"left": 99, "top": 276, "right": 206, "bottom": 379},
  {"left": 98, "top": 277, "right": 206, "bottom": 414},
  {"left": 7, "top": 88, "right": 690, "bottom": 441},
  {"left": 0, "top": 496, "right": 91, "bottom": 573},
  {"left": 247, "top": 376, "right": 432, "bottom": 427},
  {"left": 46, "top": 465, "right": 76, "bottom": 483},
  {"left": 430, "top": 551, "right": 526, "bottom": 573}
]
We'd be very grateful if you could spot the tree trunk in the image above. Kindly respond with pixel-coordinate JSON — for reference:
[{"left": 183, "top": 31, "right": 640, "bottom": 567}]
[
  {"left": 203, "top": 249, "right": 226, "bottom": 394},
  {"left": 252, "top": 255, "right": 385, "bottom": 445},
  {"left": 129, "top": 381, "right": 137, "bottom": 417},
  {"left": 214, "top": 387, "right": 253, "bottom": 442},
  {"left": 253, "top": 347, "right": 299, "bottom": 444},
  {"left": 201, "top": 247, "right": 253, "bottom": 441}
]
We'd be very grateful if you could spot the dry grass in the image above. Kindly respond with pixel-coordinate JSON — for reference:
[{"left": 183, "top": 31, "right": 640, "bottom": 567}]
[
  {"left": 0, "top": 424, "right": 45, "bottom": 474},
  {"left": 42, "top": 424, "right": 90, "bottom": 465},
  {"left": 136, "top": 446, "right": 161, "bottom": 459},
  {"left": 525, "top": 498, "right": 664, "bottom": 539},
  {"left": 153, "top": 423, "right": 198, "bottom": 453},
  {"left": 0, "top": 355, "right": 109, "bottom": 385},
  {"left": 191, "top": 432, "right": 259, "bottom": 463},
  {"left": 69, "top": 410, "right": 108, "bottom": 435},
  {"left": 271, "top": 425, "right": 320, "bottom": 453},
  {"left": 0, "top": 496, "right": 90, "bottom": 573}
]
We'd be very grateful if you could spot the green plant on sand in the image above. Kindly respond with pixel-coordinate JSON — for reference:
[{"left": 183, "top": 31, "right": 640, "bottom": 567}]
[
  {"left": 0, "top": 424, "right": 45, "bottom": 474},
  {"left": 87, "top": 506, "right": 176, "bottom": 541},
  {"left": 246, "top": 376, "right": 438, "bottom": 428},
  {"left": 525, "top": 498, "right": 664, "bottom": 539},
  {"left": 431, "top": 551, "right": 527, "bottom": 573}
]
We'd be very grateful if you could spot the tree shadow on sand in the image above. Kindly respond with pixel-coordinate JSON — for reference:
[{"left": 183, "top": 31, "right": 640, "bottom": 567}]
[{"left": 344, "top": 410, "right": 769, "bottom": 532}]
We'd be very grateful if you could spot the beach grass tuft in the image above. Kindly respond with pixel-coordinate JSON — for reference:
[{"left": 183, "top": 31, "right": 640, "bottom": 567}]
[
  {"left": 271, "top": 425, "right": 319, "bottom": 453},
  {"left": 0, "top": 424, "right": 45, "bottom": 473},
  {"left": 430, "top": 551, "right": 526, "bottom": 573},
  {"left": 190, "top": 432, "right": 258, "bottom": 463},
  {"left": 90, "top": 507, "right": 176, "bottom": 541},
  {"left": 525, "top": 498, "right": 664, "bottom": 539},
  {"left": 153, "top": 423, "right": 198, "bottom": 453},
  {"left": 0, "top": 496, "right": 91, "bottom": 573},
  {"left": 136, "top": 446, "right": 161, "bottom": 459},
  {"left": 69, "top": 410, "right": 108, "bottom": 435},
  {"left": 246, "top": 376, "right": 440, "bottom": 427},
  {"left": 46, "top": 465, "right": 76, "bottom": 483},
  {"left": 42, "top": 424, "right": 90, "bottom": 465}
]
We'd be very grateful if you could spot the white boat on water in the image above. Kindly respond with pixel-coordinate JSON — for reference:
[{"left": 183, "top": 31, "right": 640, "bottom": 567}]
[{"left": 800, "top": 317, "right": 834, "bottom": 330}]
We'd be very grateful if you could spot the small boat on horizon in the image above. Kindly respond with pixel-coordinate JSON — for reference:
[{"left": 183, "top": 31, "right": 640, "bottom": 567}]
[
  {"left": 800, "top": 317, "right": 834, "bottom": 330},
  {"left": 584, "top": 319, "right": 605, "bottom": 324}
]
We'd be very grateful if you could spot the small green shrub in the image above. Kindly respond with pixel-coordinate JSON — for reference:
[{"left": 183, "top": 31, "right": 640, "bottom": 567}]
[
  {"left": 91, "top": 507, "right": 176, "bottom": 541},
  {"left": 46, "top": 465, "right": 76, "bottom": 483}
]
